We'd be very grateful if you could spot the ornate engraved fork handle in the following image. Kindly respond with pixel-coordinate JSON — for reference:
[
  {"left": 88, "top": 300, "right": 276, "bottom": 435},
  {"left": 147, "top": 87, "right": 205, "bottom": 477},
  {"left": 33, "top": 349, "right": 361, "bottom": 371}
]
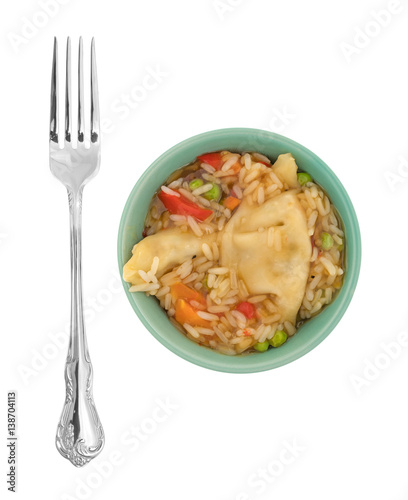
[{"left": 55, "top": 189, "right": 104, "bottom": 467}]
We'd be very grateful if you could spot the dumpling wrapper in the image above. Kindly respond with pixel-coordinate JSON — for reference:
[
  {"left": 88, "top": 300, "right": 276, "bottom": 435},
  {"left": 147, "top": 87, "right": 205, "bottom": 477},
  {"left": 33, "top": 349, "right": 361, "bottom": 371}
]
[
  {"left": 221, "top": 190, "right": 311, "bottom": 324},
  {"left": 272, "top": 153, "right": 300, "bottom": 189},
  {"left": 123, "top": 228, "right": 216, "bottom": 285}
]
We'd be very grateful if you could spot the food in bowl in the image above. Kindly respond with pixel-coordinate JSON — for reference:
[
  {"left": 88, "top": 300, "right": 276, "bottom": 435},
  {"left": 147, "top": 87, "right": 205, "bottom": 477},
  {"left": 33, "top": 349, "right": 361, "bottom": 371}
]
[{"left": 123, "top": 150, "right": 345, "bottom": 355}]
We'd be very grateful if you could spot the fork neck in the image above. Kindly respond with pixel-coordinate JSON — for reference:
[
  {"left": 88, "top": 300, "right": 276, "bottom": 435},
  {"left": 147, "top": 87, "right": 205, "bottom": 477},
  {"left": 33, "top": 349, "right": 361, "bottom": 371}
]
[{"left": 67, "top": 187, "right": 89, "bottom": 362}]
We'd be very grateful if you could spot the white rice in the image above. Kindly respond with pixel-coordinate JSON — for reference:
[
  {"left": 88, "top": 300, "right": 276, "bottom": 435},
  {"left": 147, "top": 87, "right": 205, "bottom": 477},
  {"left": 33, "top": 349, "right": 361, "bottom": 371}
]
[
  {"left": 201, "top": 243, "right": 213, "bottom": 261},
  {"left": 233, "top": 184, "right": 243, "bottom": 199},
  {"left": 245, "top": 168, "right": 262, "bottom": 183},
  {"left": 178, "top": 188, "right": 197, "bottom": 201},
  {"left": 304, "top": 189, "right": 316, "bottom": 209},
  {"left": 268, "top": 171, "right": 283, "bottom": 189},
  {"left": 319, "top": 257, "right": 337, "bottom": 276},
  {"left": 213, "top": 169, "right": 236, "bottom": 177},
  {"left": 207, "top": 273, "right": 216, "bottom": 288},
  {"left": 214, "top": 327, "right": 230, "bottom": 344},
  {"left": 187, "top": 215, "right": 203, "bottom": 237},
  {"left": 146, "top": 271, "right": 158, "bottom": 284},
  {"left": 284, "top": 321, "right": 296, "bottom": 336},
  {"left": 197, "top": 311, "right": 219, "bottom": 321},
  {"left": 156, "top": 286, "right": 170, "bottom": 298},
  {"left": 248, "top": 295, "right": 267, "bottom": 303},
  {"left": 150, "top": 256, "right": 159, "bottom": 275},
  {"left": 225, "top": 311, "right": 237, "bottom": 328},
  {"left": 138, "top": 269, "right": 150, "bottom": 282},
  {"left": 161, "top": 185, "right": 180, "bottom": 197},
  {"left": 222, "top": 154, "right": 240, "bottom": 172},
  {"left": 231, "top": 310, "right": 246, "bottom": 324},
  {"left": 243, "top": 180, "right": 260, "bottom": 196},
  {"left": 329, "top": 224, "right": 344, "bottom": 236},
  {"left": 307, "top": 210, "right": 318, "bottom": 229},
  {"left": 164, "top": 293, "right": 172, "bottom": 310},
  {"left": 167, "top": 179, "right": 183, "bottom": 190},
  {"left": 201, "top": 162, "right": 216, "bottom": 173},
  {"left": 211, "top": 242, "right": 220, "bottom": 261},
  {"left": 192, "top": 183, "right": 213, "bottom": 196},
  {"left": 208, "top": 267, "right": 229, "bottom": 275},
  {"left": 266, "top": 184, "right": 278, "bottom": 195},
  {"left": 257, "top": 186, "right": 265, "bottom": 205},
  {"left": 252, "top": 152, "right": 271, "bottom": 164},
  {"left": 183, "top": 323, "right": 200, "bottom": 338},
  {"left": 243, "top": 153, "right": 252, "bottom": 170},
  {"left": 169, "top": 214, "right": 187, "bottom": 222},
  {"left": 230, "top": 268, "right": 238, "bottom": 290},
  {"left": 196, "top": 327, "right": 216, "bottom": 335}
]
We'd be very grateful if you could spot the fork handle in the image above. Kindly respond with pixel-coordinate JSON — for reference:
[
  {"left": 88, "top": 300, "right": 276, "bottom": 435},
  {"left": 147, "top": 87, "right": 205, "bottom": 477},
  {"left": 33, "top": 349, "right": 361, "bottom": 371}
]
[{"left": 55, "top": 188, "right": 104, "bottom": 467}]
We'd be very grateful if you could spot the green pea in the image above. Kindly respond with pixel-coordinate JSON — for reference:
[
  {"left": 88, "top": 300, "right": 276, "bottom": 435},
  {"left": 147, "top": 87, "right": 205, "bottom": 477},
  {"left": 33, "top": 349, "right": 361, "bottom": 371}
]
[
  {"left": 189, "top": 179, "right": 204, "bottom": 190},
  {"left": 254, "top": 341, "right": 269, "bottom": 352},
  {"left": 321, "top": 232, "right": 333, "bottom": 251},
  {"left": 269, "top": 330, "right": 287, "bottom": 348},
  {"left": 297, "top": 172, "right": 313, "bottom": 186},
  {"left": 203, "top": 183, "right": 221, "bottom": 201}
]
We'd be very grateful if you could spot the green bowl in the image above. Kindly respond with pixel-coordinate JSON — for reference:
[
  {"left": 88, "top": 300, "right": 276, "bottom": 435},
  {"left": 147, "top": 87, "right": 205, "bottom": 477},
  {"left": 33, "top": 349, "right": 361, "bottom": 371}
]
[{"left": 118, "top": 128, "right": 361, "bottom": 373}]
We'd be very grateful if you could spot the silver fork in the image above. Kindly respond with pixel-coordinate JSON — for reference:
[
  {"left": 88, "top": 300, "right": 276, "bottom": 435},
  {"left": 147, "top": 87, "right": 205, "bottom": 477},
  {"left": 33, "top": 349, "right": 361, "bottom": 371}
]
[{"left": 50, "top": 37, "right": 104, "bottom": 467}]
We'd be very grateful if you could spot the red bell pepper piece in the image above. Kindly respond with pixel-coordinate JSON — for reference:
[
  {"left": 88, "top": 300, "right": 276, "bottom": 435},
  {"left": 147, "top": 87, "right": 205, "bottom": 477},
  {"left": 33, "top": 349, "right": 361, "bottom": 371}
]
[
  {"left": 158, "top": 190, "right": 213, "bottom": 221},
  {"left": 236, "top": 301, "right": 256, "bottom": 319},
  {"left": 197, "top": 152, "right": 223, "bottom": 170}
]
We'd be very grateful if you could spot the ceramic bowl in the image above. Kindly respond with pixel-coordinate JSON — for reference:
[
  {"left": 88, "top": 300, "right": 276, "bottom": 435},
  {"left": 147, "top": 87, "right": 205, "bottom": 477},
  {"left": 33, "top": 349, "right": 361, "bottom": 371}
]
[{"left": 118, "top": 128, "right": 361, "bottom": 373}]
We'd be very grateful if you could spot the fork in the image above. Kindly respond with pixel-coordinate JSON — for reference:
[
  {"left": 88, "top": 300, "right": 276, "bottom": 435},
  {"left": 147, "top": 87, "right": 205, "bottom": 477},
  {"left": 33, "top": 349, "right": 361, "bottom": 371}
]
[{"left": 50, "top": 37, "right": 104, "bottom": 467}]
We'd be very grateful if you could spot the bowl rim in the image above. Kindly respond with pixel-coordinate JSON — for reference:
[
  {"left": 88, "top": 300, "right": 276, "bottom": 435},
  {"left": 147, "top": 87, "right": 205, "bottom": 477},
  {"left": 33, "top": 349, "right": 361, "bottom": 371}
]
[{"left": 117, "top": 128, "right": 362, "bottom": 373}]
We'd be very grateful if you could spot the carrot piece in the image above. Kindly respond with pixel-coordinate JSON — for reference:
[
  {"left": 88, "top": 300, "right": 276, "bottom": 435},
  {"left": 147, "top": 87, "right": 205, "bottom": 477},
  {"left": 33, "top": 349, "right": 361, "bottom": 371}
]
[
  {"left": 171, "top": 283, "right": 206, "bottom": 306},
  {"left": 223, "top": 196, "right": 241, "bottom": 211},
  {"left": 174, "top": 299, "right": 211, "bottom": 327}
]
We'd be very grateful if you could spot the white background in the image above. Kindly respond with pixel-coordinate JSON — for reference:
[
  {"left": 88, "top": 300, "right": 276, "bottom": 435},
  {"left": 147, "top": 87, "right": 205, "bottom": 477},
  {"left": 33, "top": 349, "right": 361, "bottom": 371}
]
[{"left": 1, "top": 0, "right": 408, "bottom": 498}]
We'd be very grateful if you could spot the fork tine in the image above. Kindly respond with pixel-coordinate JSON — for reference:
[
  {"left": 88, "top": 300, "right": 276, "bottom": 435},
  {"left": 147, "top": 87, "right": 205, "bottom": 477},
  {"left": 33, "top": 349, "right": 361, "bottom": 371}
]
[
  {"left": 50, "top": 37, "right": 58, "bottom": 143},
  {"left": 77, "top": 37, "right": 84, "bottom": 142},
  {"left": 65, "top": 37, "right": 71, "bottom": 142},
  {"left": 90, "top": 38, "right": 100, "bottom": 143}
]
